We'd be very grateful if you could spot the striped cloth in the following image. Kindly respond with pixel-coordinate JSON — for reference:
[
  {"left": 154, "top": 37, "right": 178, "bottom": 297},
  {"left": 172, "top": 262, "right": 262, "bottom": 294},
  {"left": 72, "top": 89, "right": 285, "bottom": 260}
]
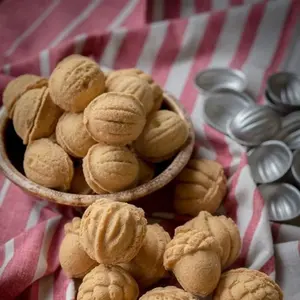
[{"left": 0, "top": 0, "right": 300, "bottom": 299}]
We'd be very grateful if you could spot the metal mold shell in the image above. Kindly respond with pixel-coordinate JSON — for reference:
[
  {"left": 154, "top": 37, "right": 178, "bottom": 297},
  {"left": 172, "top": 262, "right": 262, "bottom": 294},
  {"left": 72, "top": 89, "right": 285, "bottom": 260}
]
[
  {"left": 227, "top": 106, "right": 281, "bottom": 146},
  {"left": 248, "top": 140, "right": 292, "bottom": 184},
  {"left": 194, "top": 68, "right": 247, "bottom": 93},
  {"left": 258, "top": 183, "right": 300, "bottom": 222},
  {"left": 264, "top": 91, "right": 294, "bottom": 115},
  {"left": 267, "top": 72, "right": 300, "bottom": 106},
  {"left": 203, "top": 89, "right": 254, "bottom": 134}
]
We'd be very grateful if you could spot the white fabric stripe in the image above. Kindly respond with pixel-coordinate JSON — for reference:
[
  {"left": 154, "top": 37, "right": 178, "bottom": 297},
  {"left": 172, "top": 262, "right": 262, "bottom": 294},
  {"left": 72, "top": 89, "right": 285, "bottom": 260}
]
[
  {"left": 242, "top": 0, "right": 290, "bottom": 95},
  {"left": 180, "top": 0, "right": 195, "bottom": 18},
  {"left": 192, "top": 4, "right": 249, "bottom": 159},
  {"left": 246, "top": 204, "right": 274, "bottom": 269},
  {"left": 0, "top": 239, "right": 14, "bottom": 276},
  {"left": 74, "top": 33, "right": 87, "bottom": 54},
  {"left": 65, "top": 281, "right": 76, "bottom": 300},
  {"left": 279, "top": 19, "right": 300, "bottom": 73},
  {"left": 39, "top": 50, "right": 50, "bottom": 77},
  {"left": 152, "top": 0, "right": 164, "bottom": 22},
  {"left": 25, "top": 201, "right": 48, "bottom": 230},
  {"left": 209, "top": 3, "right": 250, "bottom": 67},
  {"left": 164, "top": 15, "right": 209, "bottom": 97},
  {"left": 0, "top": 179, "right": 11, "bottom": 206},
  {"left": 3, "top": 64, "right": 11, "bottom": 75},
  {"left": 275, "top": 241, "right": 300, "bottom": 299},
  {"left": 135, "top": 22, "right": 169, "bottom": 74},
  {"left": 107, "top": 0, "right": 139, "bottom": 30},
  {"left": 99, "top": 28, "right": 127, "bottom": 68},
  {"left": 32, "top": 216, "right": 61, "bottom": 282},
  {"left": 234, "top": 166, "right": 255, "bottom": 238},
  {"left": 212, "top": 0, "right": 229, "bottom": 10},
  {"left": 49, "top": 0, "right": 103, "bottom": 48},
  {"left": 5, "top": 0, "right": 61, "bottom": 57},
  {"left": 38, "top": 275, "right": 54, "bottom": 300}
]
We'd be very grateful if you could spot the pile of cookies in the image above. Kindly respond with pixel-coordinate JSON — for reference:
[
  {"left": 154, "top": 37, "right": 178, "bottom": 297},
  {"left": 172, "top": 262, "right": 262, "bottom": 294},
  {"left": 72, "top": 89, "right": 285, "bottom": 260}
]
[
  {"left": 3, "top": 54, "right": 189, "bottom": 194},
  {"left": 58, "top": 198, "right": 283, "bottom": 300}
]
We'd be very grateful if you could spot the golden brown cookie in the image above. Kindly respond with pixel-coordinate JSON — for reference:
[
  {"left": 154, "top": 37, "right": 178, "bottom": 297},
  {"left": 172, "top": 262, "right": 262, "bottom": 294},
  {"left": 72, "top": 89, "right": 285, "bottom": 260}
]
[
  {"left": 79, "top": 199, "right": 147, "bottom": 264},
  {"left": 218, "top": 215, "right": 241, "bottom": 268},
  {"left": 120, "top": 224, "right": 171, "bottom": 289},
  {"left": 12, "top": 87, "right": 62, "bottom": 145},
  {"left": 3, "top": 74, "right": 47, "bottom": 118},
  {"left": 139, "top": 286, "right": 197, "bottom": 300},
  {"left": 59, "top": 217, "right": 97, "bottom": 278},
  {"left": 137, "top": 158, "right": 155, "bottom": 185},
  {"left": 77, "top": 264, "right": 139, "bottom": 300},
  {"left": 213, "top": 268, "right": 283, "bottom": 300},
  {"left": 134, "top": 110, "right": 189, "bottom": 162},
  {"left": 56, "top": 112, "right": 97, "bottom": 158},
  {"left": 174, "top": 159, "right": 227, "bottom": 216},
  {"left": 106, "top": 75, "right": 154, "bottom": 115},
  {"left": 164, "top": 230, "right": 222, "bottom": 297},
  {"left": 49, "top": 55, "right": 105, "bottom": 112},
  {"left": 83, "top": 144, "right": 139, "bottom": 193},
  {"left": 176, "top": 211, "right": 241, "bottom": 269},
  {"left": 69, "top": 165, "right": 94, "bottom": 195},
  {"left": 23, "top": 138, "right": 74, "bottom": 191},
  {"left": 83, "top": 92, "right": 146, "bottom": 145},
  {"left": 106, "top": 69, "right": 163, "bottom": 113}
]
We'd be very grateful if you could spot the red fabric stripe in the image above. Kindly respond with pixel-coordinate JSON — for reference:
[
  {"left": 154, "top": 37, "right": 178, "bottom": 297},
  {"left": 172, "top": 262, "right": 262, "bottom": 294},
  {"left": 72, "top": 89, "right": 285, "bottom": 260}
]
[
  {"left": 163, "top": 0, "right": 181, "bottom": 20},
  {"left": 203, "top": 126, "right": 232, "bottom": 176},
  {"left": 5, "top": 1, "right": 89, "bottom": 63},
  {"left": 122, "top": 0, "right": 146, "bottom": 28},
  {"left": 229, "top": 1, "right": 267, "bottom": 69},
  {"left": 151, "top": 19, "right": 188, "bottom": 85},
  {"left": 180, "top": 10, "right": 226, "bottom": 114},
  {"left": 53, "top": 268, "right": 71, "bottom": 300},
  {"left": 0, "top": 186, "right": 36, "bottom": 244},
  {"left": 230, "top": 0, "right": 244, "bottom": 5},
  {"left": 257, "top": 0, "right": 300, "bottom": 103},
  {"left": 271, "top": 222, "right": 281, "bottom": 243},
  {"left": 260, "top": 256, "right": 275, "bottom": 275},
  {"left": 0, "top": 222, "right": 47, "bottom": 299},
  {"left": 224, "top": 153, "right": 248, "bottom": 221},
  {"left": 9, "top": 57, "right": 41, "bottom": 77},
  {"left": 194, "top": 0, "right": 211, "bottom": 13},
  {"left": 238, "top": 188, "right": 265, "bottom": 267},
  {"left": 113, "top": 28, "right": 150, "bottom": 70},
  {"left": 0, "top": 0, "right": 52, "bottom": 58},
  {"left": 67, "top": 0, "right": 128, "bottom": 37},
  {"left": 145, "top": 0, "right": 154, "bottom": 23},
  {"left": 0, "top": 174, "right": 5, "bottom": 190}
]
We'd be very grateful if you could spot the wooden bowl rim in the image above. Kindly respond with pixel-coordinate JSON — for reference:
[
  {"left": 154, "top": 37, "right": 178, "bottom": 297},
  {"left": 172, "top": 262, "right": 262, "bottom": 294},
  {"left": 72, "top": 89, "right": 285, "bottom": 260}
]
[{"left": 0, "top": 92, "right": 195, "bottom": 206}]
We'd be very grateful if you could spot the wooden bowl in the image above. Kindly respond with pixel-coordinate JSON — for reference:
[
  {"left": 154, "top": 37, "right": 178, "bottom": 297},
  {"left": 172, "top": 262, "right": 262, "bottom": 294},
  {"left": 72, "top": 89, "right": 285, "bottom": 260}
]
[{"left": 0, "top": 92, "right": 195, "bottom": 206}]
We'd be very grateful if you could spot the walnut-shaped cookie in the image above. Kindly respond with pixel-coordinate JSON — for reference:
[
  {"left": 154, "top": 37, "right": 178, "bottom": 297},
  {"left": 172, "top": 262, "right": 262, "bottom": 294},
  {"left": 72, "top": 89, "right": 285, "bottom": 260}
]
[
  {"left": 56, "top": 112, "right": 97, "bottom": 158},
  {"left": 175, "top": 211, "right": 241, "bottom": 269},
  {"left": 24, "top": 138, "right": 74, "bottom": 191},
  {"left": 13, "top": 87, "right": 62, "bottom": 145},
  {"left": 134, "top": 110, "right": 189, "bottom": 162},
  {"left": 139, "top": 286, "right": 197, "bottom": 300},
  {"left": 213, "top": 268, "right": 283, "bottom": 300},
  {"left": 120, "top": 224, "right": 171, "bottom": 289},
  {"left": 83, "top": 144, "right": 139, "bottom": 193},
  {"left": 174, "top": 159, "right": 227, "bottom": 216},
  {"left": 106, "top": 75, "right": 154, "bottom": 115},
  {"left": 77, "top": 264, "right": 139, "bottom": 300},
  {"left": 59, "top": 217, "right": 97, "bottom": 278},
  {"left": 49, "top": 54, "right": 105, "bottom": 112},
  {"left": 3, "top": 74, "right": 47, "bottom": 118},
  {"left": 79, "top": 199, "right": 147, "bottom": 264},
  {"left": 83, "top": 92, "right": 146, "bottom": 145},
  {"left": 164, "top": 230, "right": 222, "bottom": 297},
  {"left": 106, "top": 69, "right": 163, "bottom": 112}
]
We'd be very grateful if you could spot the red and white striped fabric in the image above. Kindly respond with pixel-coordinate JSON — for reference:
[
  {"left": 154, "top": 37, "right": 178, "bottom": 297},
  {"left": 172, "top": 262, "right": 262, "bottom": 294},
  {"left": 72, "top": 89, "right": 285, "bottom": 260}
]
[{"left": 1, "top": 0, "right": 300, "bottom": 299}]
